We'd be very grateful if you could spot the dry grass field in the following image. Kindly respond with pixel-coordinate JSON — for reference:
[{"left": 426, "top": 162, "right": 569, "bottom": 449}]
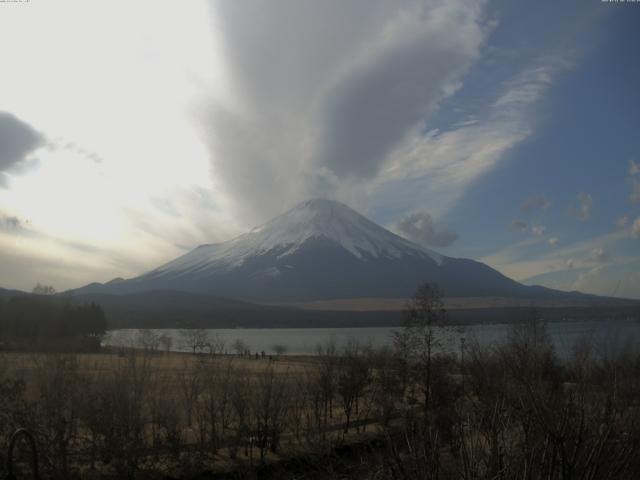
[
  {"left": 3, "top": 310, "right": 640, "bottom": 479},
  {"left": 1, "top": 349, "right": 312, "bottom": 401},
  {"left": 0, "top": 346, "right": 391, "bottom": 479}
]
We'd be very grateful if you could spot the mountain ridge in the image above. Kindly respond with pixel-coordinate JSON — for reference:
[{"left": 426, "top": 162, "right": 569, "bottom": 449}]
[{"left": 69, "top": 199, "right": 622, "bottom": 303}]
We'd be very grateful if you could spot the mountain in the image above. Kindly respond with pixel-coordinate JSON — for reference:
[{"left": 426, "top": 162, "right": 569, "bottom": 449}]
[
  {"left": 0, "top": 287, "right": 27, "bottom": 301},
  {"left": 72, "top": 198, "right": 604, "bottom": 303}
]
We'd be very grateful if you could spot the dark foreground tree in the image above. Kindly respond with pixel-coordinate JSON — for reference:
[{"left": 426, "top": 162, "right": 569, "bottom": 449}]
[{"left": 394, "top": 282, "right": 456, "bottom": 417}]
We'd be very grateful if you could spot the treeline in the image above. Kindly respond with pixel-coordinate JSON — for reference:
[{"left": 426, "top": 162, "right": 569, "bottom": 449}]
[{"left": 0, "top": 294, "right": 107, "bottom": 350}]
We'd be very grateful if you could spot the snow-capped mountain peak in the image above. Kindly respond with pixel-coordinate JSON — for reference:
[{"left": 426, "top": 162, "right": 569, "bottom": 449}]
[
  {"left": 149, "top": 198, "right": 442, "bottom": 277},
  {"left": 242, "top": 198, "right": 441, "bottom": 261}
]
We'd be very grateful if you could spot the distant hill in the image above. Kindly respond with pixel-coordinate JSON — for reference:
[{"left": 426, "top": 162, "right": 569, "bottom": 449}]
[
  {"left": 2, "top": 286, "right": 637, "bottom": 329},
  {"left": 69, "top": 290, "right": 400, "bottom": 328},
  {"left": 0, "top": 287, "right": 27, "bottom": 301},
  {"left": 284, "top": 295, "right": 639, "bottom": 312},
  {"left": 70, "top": 290, "right": 639, "bottom": 329}
]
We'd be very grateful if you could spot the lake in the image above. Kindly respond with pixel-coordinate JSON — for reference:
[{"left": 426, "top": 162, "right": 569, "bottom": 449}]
[{"left": 104, "top": 318, "right": 640, "bottom": 359}]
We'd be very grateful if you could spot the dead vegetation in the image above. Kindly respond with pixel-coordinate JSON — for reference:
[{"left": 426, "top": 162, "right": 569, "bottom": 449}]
[{"left": 1, "top": 284, "right": 639, "bottom": 479}]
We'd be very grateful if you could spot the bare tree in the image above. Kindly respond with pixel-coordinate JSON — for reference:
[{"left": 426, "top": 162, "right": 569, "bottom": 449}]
[
  {"left": 32, "top": 354, "right": 83, "bottom": 478},
  {"left": 316, "top": 338, "right": 338, "bottom": 431},
  {"left": 158, "top": 332, "right": 173, "bottom": 353},
  {"left": 272, "top": 344, "right": 288, "bottom": 357},
  {"left": 199, "top": 357, "right": 236, "bottom": 452},
  {"left": 80, "top": 351, "right": 151, "bottom": 478},
  {"left": 369, "top": 346, "right": 403, "bottom": 426},
  {"left": 180, "top": 328, "right": 209, "bottom": 354},
  {"left": 337, "top": 340, "right": 371, "bottom": 433},
  {"left": 252, "top": 364, "right": 289, "bottom": 462},
  {"left": 136, "top": 329, "right": 161, "bottom": 353},
  {"left": 229, "top": 370, "right": 251, "bottom": 459},
  {"left": 232, "top": 338, "right": 248, "bottom": 356},
  {"left": 32, "top": 283, "right": 56, "bottom": 295},
  {"left": 287, "top": 371, "right": 313, "bottom": 443},
  {"left": 178, "top": 358, "right": 203, "bottom": 428},
  {"left": 394, "top": 282, "right": 455, "bottom": 420},
  {"left": 205, "top": 332, "right": 226, "bottom": 356}
]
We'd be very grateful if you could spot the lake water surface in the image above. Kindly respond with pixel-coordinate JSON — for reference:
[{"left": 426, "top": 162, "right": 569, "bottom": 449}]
[{"left": 104, "top": 318, "right": 640, "bottom": 358}]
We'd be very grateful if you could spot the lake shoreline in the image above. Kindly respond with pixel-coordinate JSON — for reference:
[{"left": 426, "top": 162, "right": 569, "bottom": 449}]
[{"left": 104, "top": 318, "right": 640, "bottom": 358}]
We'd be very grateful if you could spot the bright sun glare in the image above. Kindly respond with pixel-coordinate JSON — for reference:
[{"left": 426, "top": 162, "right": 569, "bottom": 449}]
[{"left": 0, "top": 0, "right": 231, "bottom": 251}]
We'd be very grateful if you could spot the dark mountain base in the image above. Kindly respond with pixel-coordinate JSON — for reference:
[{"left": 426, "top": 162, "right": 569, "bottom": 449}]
[{"left": 71, "top": 290, "right": 640, "bottom": 329}]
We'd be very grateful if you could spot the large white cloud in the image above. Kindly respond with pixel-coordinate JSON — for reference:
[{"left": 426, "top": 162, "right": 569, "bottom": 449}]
[{"left": 197, "top": 0, "right": 491, "bottom": 223}]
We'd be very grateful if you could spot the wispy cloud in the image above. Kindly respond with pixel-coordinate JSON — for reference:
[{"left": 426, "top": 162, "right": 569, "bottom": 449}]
[
  {"left": 569, "top": 192, "right": 593, "bottom": 221},
  {"left": 531, "top": 225, "right": 547, "bottom": 236},
  {"left": 588, "top": 247, "right": 610, "bottom": 264},
  {"left": 632, "top": 217, "right": 640, "bottom": 239},
  {"left": 629, "top": 178, "right": 640, "bottom": 205},
  {"left": 0, "top": 214, "right": 22, "bottom": 231},
  {"left": 510, "top": 219, "right": 528, "bottom": 232},
  {"left": 522, "top": 194, "right": 551, "bottom": 214},
  {"left": 481, "top": 230, "right": 627, "bottom": 281},
  {"left": 616, "top": 214, "right": 630, "bottom": 229},
  {"left": 570, "top": 262, "right": 640, "bottom": 299},
  {"left": 372, "top": 56, "right": 571, "bottom": 217}
]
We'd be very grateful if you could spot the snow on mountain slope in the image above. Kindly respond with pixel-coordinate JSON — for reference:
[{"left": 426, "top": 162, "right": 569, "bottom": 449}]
[{"left": 148, "top": 198, "right": 443, "bottom": 278}]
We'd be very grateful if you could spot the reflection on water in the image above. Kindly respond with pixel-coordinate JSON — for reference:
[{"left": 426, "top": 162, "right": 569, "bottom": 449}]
[{"left": 104, "top": 318, "right": 640, "bottom": 358}]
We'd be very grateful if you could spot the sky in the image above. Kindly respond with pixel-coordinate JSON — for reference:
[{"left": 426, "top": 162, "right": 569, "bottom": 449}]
[{"left": 0, "top": 0, "right": 639, "bottom": 298}]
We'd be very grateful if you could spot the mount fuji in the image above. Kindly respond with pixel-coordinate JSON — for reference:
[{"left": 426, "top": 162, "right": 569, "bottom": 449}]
[{"left": 74, "top": 199, "right": 587, "bottom": 303}]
